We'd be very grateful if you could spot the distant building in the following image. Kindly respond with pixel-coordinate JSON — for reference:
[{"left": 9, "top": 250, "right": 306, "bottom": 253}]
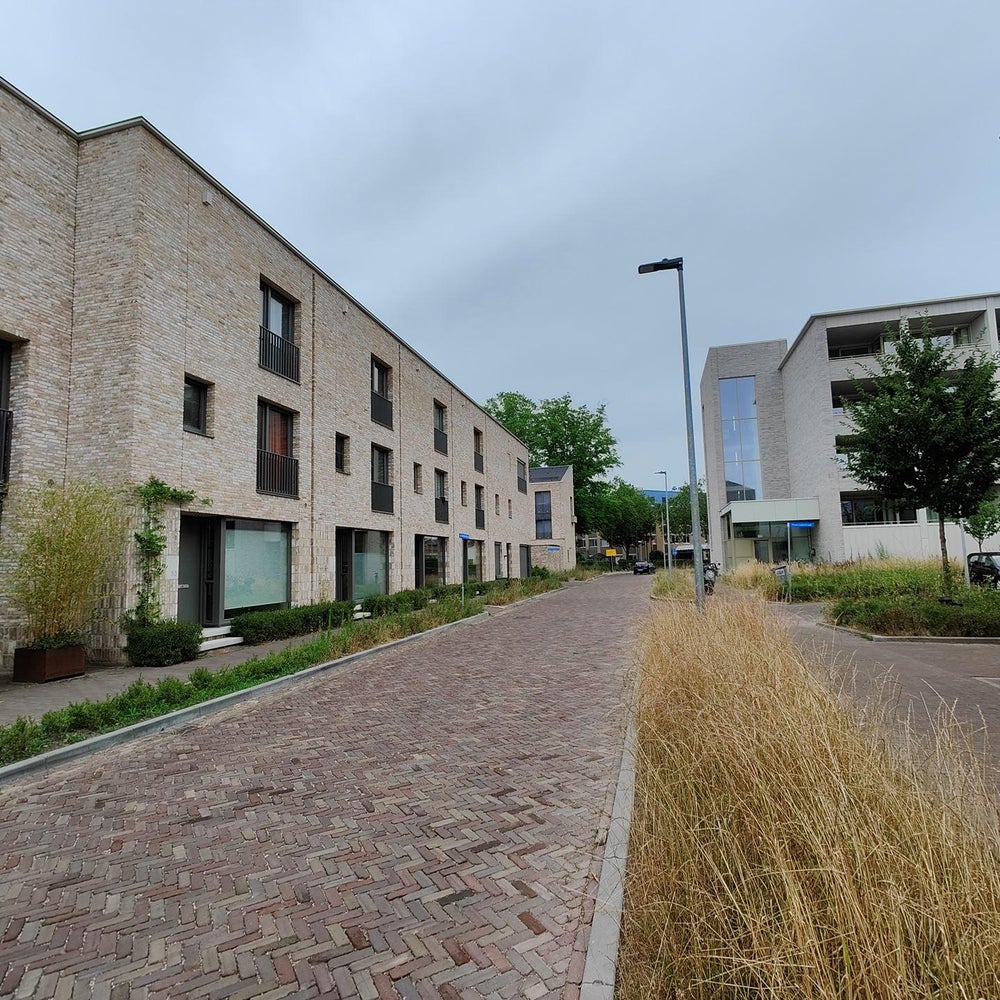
[
  {"left": 700, "top": 293, "right": 1000, "bottom": 568},
  {"left": 528, "top": 466, "right": 576, "bottom": 571}
]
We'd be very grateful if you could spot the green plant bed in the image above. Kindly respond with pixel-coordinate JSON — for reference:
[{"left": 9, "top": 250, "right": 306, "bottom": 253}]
[
  {"left": 829, "top": 591, "right": 1000, "bottom": 636},
  {"left": 124, "top": 619, "right": 203, "bottom": 668}
]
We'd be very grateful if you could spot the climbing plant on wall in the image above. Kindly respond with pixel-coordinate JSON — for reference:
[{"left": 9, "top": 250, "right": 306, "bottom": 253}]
[{"left": 132, "top": 477, "right": 199, "bottom": 625}]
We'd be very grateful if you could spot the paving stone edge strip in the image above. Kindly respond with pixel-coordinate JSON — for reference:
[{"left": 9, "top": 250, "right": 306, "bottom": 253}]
[
  {"left": 0, "top": 611, "right": 492, "bottom": 784},
  {"left": 580, "top": 723, "right": 636, "bottom": 1000}
]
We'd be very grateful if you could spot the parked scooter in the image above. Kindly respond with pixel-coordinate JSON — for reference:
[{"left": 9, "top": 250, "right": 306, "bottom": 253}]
[{"left": 703, "top": 561, "right": 720, "bottom": 595}]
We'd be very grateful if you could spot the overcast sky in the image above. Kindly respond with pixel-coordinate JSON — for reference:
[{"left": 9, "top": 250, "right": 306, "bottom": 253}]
[{"left": 3, "top": 1, "right": 999, "bottom": 491}]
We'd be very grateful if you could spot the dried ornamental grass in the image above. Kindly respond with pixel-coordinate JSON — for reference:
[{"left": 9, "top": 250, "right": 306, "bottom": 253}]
[{"left": 619, "top": 596, "right": 1000, "bottom": 999}]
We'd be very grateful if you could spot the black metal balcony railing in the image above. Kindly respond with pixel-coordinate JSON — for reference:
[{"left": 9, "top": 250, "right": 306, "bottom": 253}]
[
  {"left": 0, "top": 409, "right": 11, "bottom": 484},
  {"left": 372, "top": 481, "right": 394, "bottom": 513},
  {"left": 435, "top": 497, "right": 449, "bottom": 523},
  {"left": 434, "top": 428, "right": 448, "bottom": 454},
  {"left": 475, "top": 507, "right": 485, "bottom": 530},
  {"left": 517, "top": 476, "right": 527, "bottom": 494},
  {"left": 257, "top": 449, "right": 299, "bottom": 497},
  {"left": 259, "top": 326, "right": 301, "bottom": 382},
  {"left": 474, "top": 451, "right": 484, "bottom": 473},
  {"left": 371, "top": 391, "right": 393, "bottom": 428}
]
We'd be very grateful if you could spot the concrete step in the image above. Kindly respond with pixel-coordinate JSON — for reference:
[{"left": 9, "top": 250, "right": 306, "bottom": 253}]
[{"left": 198, "top": 626, "right": 244, "bottom": 653}]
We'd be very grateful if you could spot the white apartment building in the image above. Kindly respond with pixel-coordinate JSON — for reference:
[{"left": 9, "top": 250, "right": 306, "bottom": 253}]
[
  {"left": 0, "top": 77, "right": 535, "bottom": 665},
  {"left": 700, "top": 293, "right": 1000, "bottom": 568}
]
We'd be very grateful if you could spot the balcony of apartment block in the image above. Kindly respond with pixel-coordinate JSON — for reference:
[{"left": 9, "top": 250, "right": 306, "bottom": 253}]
[
  {"left": 259, "top": 326, "right": 300, "bottom": 382},
  {"left": 371, "top": 391, "right": 393, "bottom": 429},
  {"left": 371, "top": 481, "right": 394, "bottom": 514},
  {"left": 257, "top": 449, "right": 299, "bottom": 498},
  {"left": 435, "top": 497, "right": 449, "bottom": 524},
  {"left": 434, "top": 428, "right": 448, "bottom": 455},
  {"left": 475, "top": 507, "right": 485, "bottom": 530}
]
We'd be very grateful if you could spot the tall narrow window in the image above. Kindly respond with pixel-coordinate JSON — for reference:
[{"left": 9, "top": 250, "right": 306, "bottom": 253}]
[
  {"left": 183, "top": 376, "right": 209, "bottom": 434},
  {"left": 413, "top": 462, "right": 423, "bottom": 493},
  {"left": 257, "top": 401, "right": 298, "bottom": 497},
  {"left": 534, "top": 490, "right": 553, "bottom": 539},
  {"left": 371, "top": 445, "right": 393, "bottom": 513},
  {"left": 475, "top": 484, "right": 485, "bottom": 529},
  {"left": 720, "top": 376, "right": 761, "bottom": 502},
  {"left": 434, "top": 400, "right": 448, "bottom": 454},
  {"left": 259, "top": 282, "right": 299, "bottom": 381},
  {"left": 461, "top": 480, "right": 468, "bottom": 506},
  {"left": 516, "top": 458, "right": 527, "bottom": 494},
  {"left": 474, "top": 427, "right": 484, "bottom": 473},
  {"left": 435, "top": 469, "right": 449, "bottom": 524},
  {"left": 371, "top": 356, "right": 393, "bottom": 428},
  {"left": 335, "top": 433, "right": 349, "bottom": 473}
]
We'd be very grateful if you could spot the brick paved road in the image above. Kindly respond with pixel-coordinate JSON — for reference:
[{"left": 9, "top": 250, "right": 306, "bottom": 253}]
[{"left": 0, "top": 576, "right": 649, "bottom": 1000}]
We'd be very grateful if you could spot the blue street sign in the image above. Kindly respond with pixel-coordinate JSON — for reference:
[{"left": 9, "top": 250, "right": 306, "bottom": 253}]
[{"left": 459, "top": 533, "right": 470, "bottom": 540}]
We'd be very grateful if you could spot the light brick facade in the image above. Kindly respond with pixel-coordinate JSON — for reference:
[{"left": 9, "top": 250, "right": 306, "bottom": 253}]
[
  {"left": 528, "top": 466, "right": 576, "bottom": 572},
  {"left": 0, "top": 79, "right": 534, "bottom": 666},
  {"left": 700, "top": 293, "right": 1000, "bottom": 568}
]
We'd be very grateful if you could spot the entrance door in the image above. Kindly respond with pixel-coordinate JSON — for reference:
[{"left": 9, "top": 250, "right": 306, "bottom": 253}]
[
  {"left": 178, "top": 516, "right": 222, "bottom": 625},
  {"left": 335, "top": 527, "right": 353, "bottom": 601},
  {"left": 753, "top": 539, "right": 770, "bottom": 563}
]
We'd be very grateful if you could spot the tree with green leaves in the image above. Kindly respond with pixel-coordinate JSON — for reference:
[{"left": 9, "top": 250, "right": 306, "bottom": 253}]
[
  {"left": 664, "top": 481, "right": 709, "bottom": 544},
  {"left": 962, "top": 497, "right": 1000, "bottom": 553},
  {"left": 590, "top": 478, "right": 658, "bottom": 558},
  {"left": 483, "top": 391, "right": 620, "bottom": 532},
  {"left": 846, "top": 318, "right": 1000, "bottom": 597}
]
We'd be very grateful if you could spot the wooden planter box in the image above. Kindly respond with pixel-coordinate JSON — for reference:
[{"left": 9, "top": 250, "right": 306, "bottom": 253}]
[{"left": 12, "top": 645, "right": 86, "bottom": 683}]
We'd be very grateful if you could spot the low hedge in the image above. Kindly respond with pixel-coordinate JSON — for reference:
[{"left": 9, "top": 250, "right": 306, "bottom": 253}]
[
  {"left": 830, "top": 592, "right": 1000, "bottom": 637},
  {"left": 124, "top": 619, "right": 203, "bottom": 668},
  {"left": 230, "top": 600, "right": 355, "bottom": 644}
]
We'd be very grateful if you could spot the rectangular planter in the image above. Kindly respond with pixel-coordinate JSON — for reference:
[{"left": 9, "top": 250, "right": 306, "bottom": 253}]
[{"left": 12, "top": 645, "right": 86, "bottom": 683}]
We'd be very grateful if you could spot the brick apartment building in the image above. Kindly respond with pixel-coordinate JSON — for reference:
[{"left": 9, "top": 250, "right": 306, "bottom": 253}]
[
  {"left": 0, "top": 77, "right": 535, "bottom": 664},
  {"left": 528, "top": 466, "right": 576, "bottom": 572}
]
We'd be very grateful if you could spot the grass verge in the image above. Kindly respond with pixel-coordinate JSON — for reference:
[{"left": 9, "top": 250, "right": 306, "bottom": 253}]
[
  {"left": 618, "top": 596, "right": 1000, "bottom": 998},
  {"left": 0, "top": 582, "right": 558, "bottom": 769},
  {"left": 650, "top": 567, "right": 696, "bottom": 600},
  {"left": 830, "top": 590, "right": 1000, "bottom": 636}
]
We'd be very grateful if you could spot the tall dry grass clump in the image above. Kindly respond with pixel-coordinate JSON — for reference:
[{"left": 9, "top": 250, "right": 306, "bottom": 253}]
[{"left": 619, "top": 596, "right": 1000, "bottom": 998}]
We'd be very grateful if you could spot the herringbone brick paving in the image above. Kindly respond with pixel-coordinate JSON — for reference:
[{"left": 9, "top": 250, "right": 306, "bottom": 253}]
[{"left": 0, "top": 576, "right": 648, "bottom": 999}]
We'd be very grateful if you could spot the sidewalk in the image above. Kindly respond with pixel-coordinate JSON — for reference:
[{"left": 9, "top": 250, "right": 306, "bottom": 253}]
[{"left": 0, "top": 632, "right": 328, "bottom": 727}]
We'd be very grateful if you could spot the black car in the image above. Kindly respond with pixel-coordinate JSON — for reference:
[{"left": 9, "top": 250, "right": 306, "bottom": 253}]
[
  {"left": 633, "top": 560, "right": 654, "bottom": 575},
  {"left": 968, "top": 552, "right": 1000, "bottom": 588}
]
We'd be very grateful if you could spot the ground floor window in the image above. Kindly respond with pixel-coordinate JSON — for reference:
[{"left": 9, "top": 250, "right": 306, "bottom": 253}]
[
  {"left": 415, "top": 535, "right": 446, "bottom": 588},
  {"left": 354, "top": 530, "right": 389, "bottom": 600},
  {"left": 224, "top": 519, "right": 291, "bottom": 617},
  {"left": 723, "top": 516, "right": 814, "bottom": 566},
  {"left": 464, "top": 539, "right": 482, "bottom": 583},
  {"left": 840, "top": 492, "right": 916, "bottom": 526}
]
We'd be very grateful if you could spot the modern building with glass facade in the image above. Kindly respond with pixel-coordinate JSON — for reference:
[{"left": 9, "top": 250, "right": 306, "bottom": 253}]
[
  {"left": 0, "top": 77, "right": 535, "bottom": 666},
  {"left": 700, "top": 293, "right": 1000, "bottom": 568}
]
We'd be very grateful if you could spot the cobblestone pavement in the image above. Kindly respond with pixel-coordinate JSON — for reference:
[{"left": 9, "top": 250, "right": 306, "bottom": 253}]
[{"left": 0, "top": 576, "right": 650, "bottom": 1000}]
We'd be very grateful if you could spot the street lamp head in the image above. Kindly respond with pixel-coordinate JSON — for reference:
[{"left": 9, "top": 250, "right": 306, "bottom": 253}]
[{"left": 638, "top": 256, "right": 683, "bottom": 274}]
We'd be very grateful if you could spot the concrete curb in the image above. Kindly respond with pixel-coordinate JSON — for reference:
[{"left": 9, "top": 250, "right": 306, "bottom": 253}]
[
  {"left": 815, "top": 621, "right": 1000, "bottom": 644},
  {"left": 0, "top": 611, "right": 489, "bottom": 785},
  {"left": 580, "top": 724, "right": 636, "bottom": 1000}
]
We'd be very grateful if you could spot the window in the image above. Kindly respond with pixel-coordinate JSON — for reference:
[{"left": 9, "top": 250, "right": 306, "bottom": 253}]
[
  {"left": 461, "top": 480, "right": 468, "bottom": 506},
  {"left": 371, "top": 445, "right": 393, "bottom": 513},
  {"left": 475, "top": 484, "right": 485, "bottom": 529},
  {"left": 183, "top": 376, "right": 209, "bottom": 434},
  {"left": 435, "top": 469, "right": 448, "bottom": 523},
  {"left": 335, "top": 433, "right": 349, "bottom": 474},
  {"left": 534, "top": 490, "right": 553, "bottom": 539},
  {"left": 840, "top": 492, "right": 917, "bottom": 526},
  {"left": 720, "top": 376, "right": 761, "bottom": 502},
  {"left": 413, "top": 462, "right": 423, "bottom": 493},
  {"left": 508, "top": 498, "right": 512, "bottom": 518},
  {"left": 257, "top": 401, "right": 298, "bottom": 497},
  {"left": 516, "top": 458, "right": 528, "bottom": 494},
  {"left": 495, "top": 493, "right": 500, "bottom": 516},
  {"left": 474, "top": 427, "right": 484, "bottom": 472},
  {"left": 259, "top": 282, "right": 299, "bottom": 381},
  {"left": 434, "top": 400, "right": 448, "bottom": 454},
  {"left": 371, "top": 357, "right": 393, "bottom": 428}
]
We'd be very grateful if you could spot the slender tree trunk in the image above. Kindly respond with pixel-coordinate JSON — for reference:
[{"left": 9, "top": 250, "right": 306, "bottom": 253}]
[{"left": 939, "top": 514, "right": 953, "bottom": 600}]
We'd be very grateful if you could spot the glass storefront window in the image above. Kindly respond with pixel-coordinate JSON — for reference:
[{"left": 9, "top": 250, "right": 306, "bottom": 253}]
[
  {"left": 224, "top": 520, "right": 290, "bottom": 616},
  {"left": 353, "top": 530, "right": 388, "bottom": 600},
  {"left": 465, "top": 540, "right": 482, "bottom": 583}
]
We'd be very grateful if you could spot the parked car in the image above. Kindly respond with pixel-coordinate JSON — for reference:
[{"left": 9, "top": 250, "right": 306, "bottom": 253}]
[
  {"left": 633, "top": 560, "right": 654, "bottom": 575},
  {"left": 968, "top": 552, "right": 1000, "bottom": 588}
]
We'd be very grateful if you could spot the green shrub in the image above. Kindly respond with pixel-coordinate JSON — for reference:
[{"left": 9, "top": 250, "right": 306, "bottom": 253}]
[
  {"left": 123, "top": 619, "right": 203, "bottom": 667},
  {"left": 529, "top": 565, "right": 552, "bottom": 579},
  {"left": 830, "top": 591, "right": 1000, "bottom": 636},
  {"left": 230, "top": 600, "right": 354, "bottom": 644}
]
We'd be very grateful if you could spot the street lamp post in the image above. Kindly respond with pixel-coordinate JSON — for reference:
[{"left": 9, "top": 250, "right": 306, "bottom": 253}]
[
  {"left": 656, "top": 470, "right": 673, "bottom": 573},
  {"left": 639, "top": 256, "right": 706, "bottom": 609}
]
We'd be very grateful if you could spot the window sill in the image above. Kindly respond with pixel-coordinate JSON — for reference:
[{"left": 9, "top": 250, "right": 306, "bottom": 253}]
[{"left": 183, "top": 427, "right": 214, "bottom": 438}]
